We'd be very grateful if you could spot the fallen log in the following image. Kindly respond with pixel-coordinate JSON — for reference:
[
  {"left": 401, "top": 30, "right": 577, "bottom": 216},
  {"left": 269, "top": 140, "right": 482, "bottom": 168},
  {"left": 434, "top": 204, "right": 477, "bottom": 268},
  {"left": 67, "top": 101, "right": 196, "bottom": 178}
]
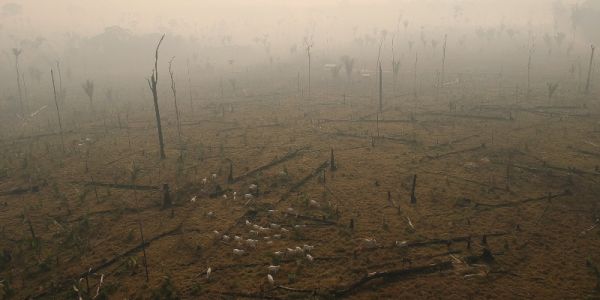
[
  {"left": 421, "top": 170, "right": 507, "bottom": 192},
  {"left": 318, "top": 119, "right": 412, "bottom": 124},
  {"left": 423, "top": 144, "right": 486, "bottom": 161},
  {"left": 77, "top": 181, "right": 160, "bottom": 191},
  {"left": 30, "top": 226, "right": 182, "bottom": 299},
  {"left": 397, "top": 233, "right": 507, "bottom": 248},
  {"left": 232, "top": 147, "right": 309, "bottom": 183},
  {"left": 206, "top": 290, "right": 283, "bottom": 300},
  {"left": 473, "top": 190, "right": 571, "bottom": 210},
  {"left": 333, "top": 261, "right": 453, "bottom": 296},
  {"left": 0, "top": 185, "right": 40, "bottom": 196},
  {"left": 81, "top": 225, "right": 182, "bottom": 277},
  {"left": 428, "top": 134, "right": 480, "bottom": 150},
  {"left": 288, "top": 213, "right": 338, "bottom": 225},
  {"left": 420, "top": 112, "right": 511, "bottom": 121},
  {"left": 279, "top": 160, "right": 329, "bottom": 202},
  {"left": 375, "top": 135, "right": 418, "bottom": 145}
]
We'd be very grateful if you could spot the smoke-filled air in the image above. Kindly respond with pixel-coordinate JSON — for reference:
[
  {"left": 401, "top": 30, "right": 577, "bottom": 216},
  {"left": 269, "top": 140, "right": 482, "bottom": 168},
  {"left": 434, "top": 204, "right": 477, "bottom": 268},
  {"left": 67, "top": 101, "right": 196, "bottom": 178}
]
[{"left": 1, "top": 0, "right": 600, "bottom": 298}]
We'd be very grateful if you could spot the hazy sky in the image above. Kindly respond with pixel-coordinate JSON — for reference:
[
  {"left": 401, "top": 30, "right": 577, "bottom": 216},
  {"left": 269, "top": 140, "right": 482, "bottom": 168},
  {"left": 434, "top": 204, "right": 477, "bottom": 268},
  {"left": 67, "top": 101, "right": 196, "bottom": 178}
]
[{"left": 2, "top": 0, "right": 566, "bottom": 38}]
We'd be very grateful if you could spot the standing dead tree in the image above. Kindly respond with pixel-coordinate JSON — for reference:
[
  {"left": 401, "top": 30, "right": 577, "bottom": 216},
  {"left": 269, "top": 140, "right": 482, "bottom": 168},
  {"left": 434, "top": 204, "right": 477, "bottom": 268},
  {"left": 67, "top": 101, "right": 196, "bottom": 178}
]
[
  {"left": 12, "top": 48, "right": 24, "bottom": 117},
  {"left": 147, "top": 34, "right": 166, "bottom": 159},
  {"left": 440, "top": 34, "right": 447, "bottom": 89},
  {"left": 377, "top": 39, "right": 384, "bottom": 114},
  {"left": 410, "top": 174, "right": 417, "bottom": 204},
  {"left": 187, "top": 59, "right": 193, "bottom": 113},
  {"left": 168, "top": 57, "right": 182, "bottom": 140},
  {"left": 585, "top": 44, "right": 596, "bottom": 95},
  {"left": 391, "top": 38, "right": 401, "bottom": 95},
  {"left": 413, "top": 53, "right": 418, "bottom": 99},
  {"left": 51, "top": 69, "right": 65, "bottom": 153},
  {"left": 138, "top": 221, "right": 150, "bottom": 282},
  {"left": 304, "top": 36, "right": 314, "bottom": 99},
  {"left": 82, "top": 80, "right": 95, "bottom": 112},
  {"left": 547, "top": 82, "right": 559, "bottom": 102},
  {"left": 341, "top": 56, "right": 354, "bottom": 83},
  {"left": 526, "top": 43, "right": 535, "bottom": 100}
]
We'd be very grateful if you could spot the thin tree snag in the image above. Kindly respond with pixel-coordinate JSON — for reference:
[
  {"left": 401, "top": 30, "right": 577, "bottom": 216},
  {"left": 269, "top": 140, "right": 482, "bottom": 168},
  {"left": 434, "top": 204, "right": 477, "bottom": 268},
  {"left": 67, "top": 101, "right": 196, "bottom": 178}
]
[
  {"left": 139, "top": 221, "right": 150, "bottom": 282},
  {"left": 168, "top": 56, "right": 183, "bottom": 140},
  {"left": 333, "top": 261, "right": 453, "bottom": 297},
  {"left": 232, "top": 147, "right": 309, "bottom": 183},
  {"left": 305, "top": 37, "right": 313, "bottom": 99},
  {"left": 279, "top": 160, "right": 329, "bottom": 202},
  {"left": 147, "top": 34, "right": 167, "bottom": 159},
  {"left": 410, "top": 174, "right": 417, "bottom": 204},
  {"left": 473, "top": 189, "right": 571, "bottom": 210},
  {"left": 441, "top": 34, "right": 447, "bottom": 88},
  {"left": 162, "top": 183, "right": 172, "bottom": 209},
  {"left": 50, "top": 69, "right": 65, "bottom": 153},
  {"left": 330, "top": 148, "right": 336, "bottom": 171},
  {"left": 585, "top": 44, "right": 595, "bottom": 95},
  {"left": 227, "top": 160, "right": 234, "bottom": 183},
  {"left": 13, "top": 48, "right": 24, "bottom": 116}
]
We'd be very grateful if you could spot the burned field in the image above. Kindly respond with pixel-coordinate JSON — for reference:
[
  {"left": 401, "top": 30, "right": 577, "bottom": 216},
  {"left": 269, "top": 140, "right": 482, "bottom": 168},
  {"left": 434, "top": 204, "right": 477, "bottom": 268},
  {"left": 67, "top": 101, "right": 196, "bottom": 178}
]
[{"left": 1, "top": 71, "right": 600, "bottom": 299}]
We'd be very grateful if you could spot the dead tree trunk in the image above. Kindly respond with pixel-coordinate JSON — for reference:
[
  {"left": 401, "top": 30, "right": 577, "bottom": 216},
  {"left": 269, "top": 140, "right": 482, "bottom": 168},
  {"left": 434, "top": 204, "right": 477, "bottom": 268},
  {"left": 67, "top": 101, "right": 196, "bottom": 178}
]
[
  {"left": 413, "top": 53, "right": 418, "bottom": 99},
  {"left": 147, "top": 34, "right": 166, "bottom": 159},
  {"left": 527, "top": 46, "right": 534, "bottom": 100},
  {"left": 410, "top": 174, "right": 417, "bottom": 204},
  {"left": 138, "top": 221, "right": 149, "bottom": 282},
  {"left": 379, "top": 62, "right": 383, "bottom": 113},
  {"left": 162, "top": 183, "right": 172, "bottom": 209},
  {"left": 168, "top": 57, "right": 182, "bottom": 140},
  {"left": 330, "top": 148, "right": 336, "bottom": 171},
  {"left": 441, "top": 34, "right": 447, "bottom": 89},
  {"left": 187, "top": 59, "right": 194, "bottom": 114},
  {"left": 228, "top": 161, "right": 234, "bottom": 184},
  {"left": 12, "top": 48, "right": 24, "bottom": 117},
  {"left": 51, "top": 69, "right": 65, "bottom": 153},
  {"left": 304, "top": 37, "right": 313, "bottom": 99},
  {"left": 585, "top": 44, "right": 596, "bottom": 95}
]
